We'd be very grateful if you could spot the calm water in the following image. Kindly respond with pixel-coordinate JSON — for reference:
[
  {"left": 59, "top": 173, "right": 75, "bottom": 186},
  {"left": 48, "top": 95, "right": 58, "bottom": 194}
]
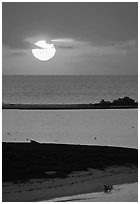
[{"left": 2, "top": 75, "right": 138, "bottom": 104}]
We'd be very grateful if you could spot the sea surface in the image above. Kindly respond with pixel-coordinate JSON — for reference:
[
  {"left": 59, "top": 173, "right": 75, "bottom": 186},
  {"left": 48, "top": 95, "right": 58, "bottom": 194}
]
[{"left": 2, "top": 75, "right": 138, "bottom": 104}]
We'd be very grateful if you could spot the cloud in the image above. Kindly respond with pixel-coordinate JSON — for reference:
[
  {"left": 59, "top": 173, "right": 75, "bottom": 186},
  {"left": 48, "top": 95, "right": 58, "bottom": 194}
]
[
  {"left": 2, "top": 38, "right": 137, "bottom": 75},
  {"left": 3, "top": 45, "right": 29, "bottom": 57},
  {"left": 24, "top": 36, "right": 137, "bottom": 59},
  {"left": 49, "top": 38, "right": 84, "bottom": 50},
  {"left": 51, "top": 38, "right": 138, "bottom": 58},
  {"left": 3, "top": 38, "right": 137, "bottom": 61},
  {"left": 55, "top": 45, "right": 74, "bottom": 49},
  {"left": 102, "top": 40, "right": 138, "bottom": 56},
  {"left": 25, "top": 36, "right": 52, "bottom": 45},
  {"left": 52, "top": 38, "right": 75, "bottom": 43},
  {"left": 117, "top": 40, "right": 138, "bottom": 56}
]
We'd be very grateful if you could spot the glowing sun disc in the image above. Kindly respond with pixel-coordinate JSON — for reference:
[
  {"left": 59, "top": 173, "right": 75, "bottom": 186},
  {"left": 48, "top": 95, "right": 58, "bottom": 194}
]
[{"left": 32, "top": 40, "right": 56, "bottom": 61}]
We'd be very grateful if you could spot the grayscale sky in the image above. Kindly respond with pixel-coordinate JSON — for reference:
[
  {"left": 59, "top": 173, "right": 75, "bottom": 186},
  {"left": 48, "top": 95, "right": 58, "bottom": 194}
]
[{"left": 2, "top": 2, "right": 138, "bottom": 75}]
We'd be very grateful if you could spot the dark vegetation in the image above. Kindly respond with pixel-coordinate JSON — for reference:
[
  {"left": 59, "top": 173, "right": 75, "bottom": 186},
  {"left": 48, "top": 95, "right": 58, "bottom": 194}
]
[
  {"left": 3, "top": 141, "right": 138, "bottom": 182},
  {"left": 95, "top": 97, "right": 138, "bottom": 107},
  {"left": 2, "top": 97, "right": 138, "bottom": 109}
]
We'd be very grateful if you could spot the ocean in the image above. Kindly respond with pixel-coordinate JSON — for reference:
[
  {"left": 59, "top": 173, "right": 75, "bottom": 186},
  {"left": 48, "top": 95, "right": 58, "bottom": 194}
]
[{"left": 2, "top": 75, "right": 138, "bottom": 104}]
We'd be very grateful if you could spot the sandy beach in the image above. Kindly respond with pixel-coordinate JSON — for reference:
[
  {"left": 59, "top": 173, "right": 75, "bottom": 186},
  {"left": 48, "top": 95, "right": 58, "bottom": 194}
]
[
  {"left": 2, "top": 109, "right": 138, "bottom": 148},
  {"left": 3, "top": 165, "right": 137, "bottom": 202},
  {"left": 3, "top": 140, "right": 138, "bottom": 202},
  {"left": 47, "top": 182, "right": 138, "bottom": 202},
  {"left": 2, "top": 109, "right": 138, "bottom": 201}
]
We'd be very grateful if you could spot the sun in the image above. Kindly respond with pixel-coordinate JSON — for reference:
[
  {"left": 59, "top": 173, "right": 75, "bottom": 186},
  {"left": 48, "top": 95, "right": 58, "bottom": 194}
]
[{"left": 32, "top": 40, "right": 56, "bottom": 61}]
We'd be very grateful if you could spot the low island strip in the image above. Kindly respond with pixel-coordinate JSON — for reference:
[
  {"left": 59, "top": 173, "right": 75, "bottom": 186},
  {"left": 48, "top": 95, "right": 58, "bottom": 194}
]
[{"left": 2, "top": 97, "right": 138, "bottom": 110}]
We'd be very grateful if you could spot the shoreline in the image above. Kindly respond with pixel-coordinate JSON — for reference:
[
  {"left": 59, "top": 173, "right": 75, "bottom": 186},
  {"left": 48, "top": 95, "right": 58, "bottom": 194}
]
[
  {"left": 2, "top": 142, "right": 138, "bottom": 202},
  {"left": 2, "top": 103, "right": 138, "bottom": 110},
  {"left": 46, "top": 182, "right": 138, "bottom": 202},
  {"left": 3, "top": 142, "right": 138, "bottom": 201},
  {"left": 3, "top": 165, "right": 137, "bottom": 202}
]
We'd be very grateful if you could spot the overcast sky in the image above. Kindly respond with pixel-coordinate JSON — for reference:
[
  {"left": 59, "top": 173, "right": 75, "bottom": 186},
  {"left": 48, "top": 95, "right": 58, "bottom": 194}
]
[{"left": 2, "top": 2, "right": 138, "bottom": 75}]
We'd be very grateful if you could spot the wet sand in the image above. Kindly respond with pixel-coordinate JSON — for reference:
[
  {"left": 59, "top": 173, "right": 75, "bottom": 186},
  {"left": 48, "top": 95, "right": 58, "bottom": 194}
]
[
  {"left": 2, "top": 142, "right": 138, "bottom": 202},
  {"left": 3, "top": 166, "right": 137, "bottom": 202},
  {"left": 47, "top": 182, "right": 138, "bottom": 202}
]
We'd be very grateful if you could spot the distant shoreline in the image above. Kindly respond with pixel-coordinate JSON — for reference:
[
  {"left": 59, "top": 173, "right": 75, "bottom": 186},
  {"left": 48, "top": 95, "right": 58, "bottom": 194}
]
[{"left": 2, "top": 103, "right": 138, "bottom": 110}]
